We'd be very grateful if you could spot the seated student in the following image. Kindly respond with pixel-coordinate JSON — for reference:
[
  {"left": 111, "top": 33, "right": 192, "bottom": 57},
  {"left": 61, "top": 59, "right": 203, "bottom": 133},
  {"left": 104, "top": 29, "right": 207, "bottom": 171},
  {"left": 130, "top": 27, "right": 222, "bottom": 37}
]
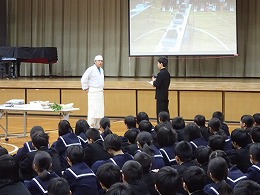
[
  {"left": 253, "top": 113, "right": 260, "bottom": 127},
  {"left": 96, "top": 163, "right": 122, "bottom": 193},
  {"left": 157, "top": 125, "right": 177, "bottom": 166},
  {"left": 155, "top": 166, "right": 182, "bottom": 195},
  {"left": 123, "top": 128, "right": 139, "bottom": 156},
  {"left": 172, "top": 116, "right": 186, "bottom": 142},
  {"left": 203, "top": 157, "right": 233, "bottom": 195},
  {"left": 182, "top": 166, "right": 207, "bottom": 195},
  {"left": 134, "top": 152, "right": 159, "bottom": 195},
  {"left": 75, "top": 119, "right": 90, "bottom": 148},
  {"left": 136, "top": 111, "right": 150, "bottom": 127},
  {"left": 0, "top": 154, "right": 31, "bottom": 195},
  {"left": 52, "top": 120, "right": 81, "bottom": 170},
  {"left": 241, "top": 114, "right": 255, "bottom": 134},
  {"left": 194, "top": 114, "right": 210, "bottom": 141},
  {"left": 99, "top": 116, "right": 113, "bottom": 139},
  {"left": 246, "top": 143, "right": 260, "bottom": 184},
  {"left": 91, "top": 134, "right": 133, "bottom": 173},
  {"left": 184, "top": 123, "right": 208, "bottom": 152},
  {"left": 250, "top": 126, "right": 260, "bottom": 143},
  {"left": 84, "top": 128, "right": 111, "bottom": 167},
  {"left": 212, "top": 111, "right": 230, "bottom": 136},
  {"left": 63, "top": 145, "right": 98, "bottom": 195},
  {"left": 20, "top": 131, "right": 62, "bottom": 180},
  {"left": 0, "top": 146, "right": 8, "bottom": 157},
  {"left": 122, "top": 160, "right": 150, "bottom": 195},
  {"left": 124, "top": 115, "right": 139, "bottom": 132},
  {"left": 233, "top": 180, "right": 260, "bottom": 195},
  {"left": 136, "top": 131, "right": 165, "bottom": 170},
  {"left": 209, "top": 150, "right": 247, "bottom": 188},
  {"left": 227, "top": 128, "right": 251, "bottom": 173},
  {"left": 25, "top": 151, "right": 59, "bottom": 195},
  {"left": 208, "top": 134, "right": 225, "bottom": 151},
  {"left": 194, "top": 146, "right": 212, "bottom": 184},
  {"left": 48, "top": 177, "right": 71, "bottom": 195},
  {"left": 158, "top": 111, "right": 172, "bottom": 130},
  {"left": 14, "top": 125, "right": 44, "bottom": 162},
  {"left": 208, "top": 118, "right": 232, "bottom": 151},
  {"left": 106, "top": 183, "right": 134, "bottom": 195}
]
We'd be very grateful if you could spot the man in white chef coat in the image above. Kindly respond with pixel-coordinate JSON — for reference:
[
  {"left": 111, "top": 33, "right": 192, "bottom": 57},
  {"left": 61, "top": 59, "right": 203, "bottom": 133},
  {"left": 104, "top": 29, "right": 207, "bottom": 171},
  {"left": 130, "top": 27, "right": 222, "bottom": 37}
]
[{"left": 81, "top": 55, "right": 104, "bottom": 129}]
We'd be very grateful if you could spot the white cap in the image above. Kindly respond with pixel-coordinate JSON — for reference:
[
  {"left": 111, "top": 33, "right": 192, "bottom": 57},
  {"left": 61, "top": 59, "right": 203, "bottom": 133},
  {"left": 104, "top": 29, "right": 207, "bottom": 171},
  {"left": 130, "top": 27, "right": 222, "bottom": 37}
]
[{"left": 94, "top": 55, "right": 103, "bottom": 61}]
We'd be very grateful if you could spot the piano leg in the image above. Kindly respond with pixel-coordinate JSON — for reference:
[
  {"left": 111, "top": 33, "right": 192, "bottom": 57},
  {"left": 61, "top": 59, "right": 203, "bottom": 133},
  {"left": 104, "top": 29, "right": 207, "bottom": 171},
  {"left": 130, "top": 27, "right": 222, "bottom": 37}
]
[{"left": 49, "top": 63, "right": 53, "bottom": 77}]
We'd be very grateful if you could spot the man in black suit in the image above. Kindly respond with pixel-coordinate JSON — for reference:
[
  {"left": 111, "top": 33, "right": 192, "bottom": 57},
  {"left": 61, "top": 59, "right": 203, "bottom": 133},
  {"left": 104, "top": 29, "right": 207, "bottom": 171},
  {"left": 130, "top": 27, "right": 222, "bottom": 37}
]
[{"left": 152, "top": 57, "right": 171, "bottom": 123}]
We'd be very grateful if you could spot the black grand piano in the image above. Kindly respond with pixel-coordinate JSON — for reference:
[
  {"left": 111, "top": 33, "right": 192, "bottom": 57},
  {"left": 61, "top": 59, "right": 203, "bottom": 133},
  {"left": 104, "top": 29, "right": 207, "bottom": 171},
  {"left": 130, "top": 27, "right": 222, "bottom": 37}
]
[{"left": 0, "top": 47, "right": 58, "bottom": 77}]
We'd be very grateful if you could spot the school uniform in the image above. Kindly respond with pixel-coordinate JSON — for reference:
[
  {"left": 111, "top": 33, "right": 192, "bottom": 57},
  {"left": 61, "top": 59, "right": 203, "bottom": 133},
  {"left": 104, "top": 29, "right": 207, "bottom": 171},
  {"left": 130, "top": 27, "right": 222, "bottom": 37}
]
[
  {"left": 14, "top": 141, "right": 36, "bottom": 162},
  {"left": 151, "top": 145, "right": 165, "bottom": 170},
  {"left": 226, "top": 166, "right": 248, "bottom": 188},
  {"left": 203, "top": 183, "right": 220, "bottom": 195},
  {"left": 53, "top": 132, "right": 82, "bottom": 170},
  {"left": 142, "top": 172, "right": 159, "bottom": 195},
  {"left": 190, "top": 137, "right": 208, "bottom": 152},
  {"left": 199, "top": 126, "right": 210, "bottom": 142},
  {"left": 19, "top": 147, "right": 62, "bottom": 180},
  {"left": 91, "top": 153, "right": 133, "bottom": 173},
  {"left": 25, "top": 172, "right": 59, "bottom": 195},
  {"left": 128, "top": 180, "right": 150, "bottom": 195},
  {"left": 77, "top": 132, "right": 88, "bottom": 148},
  {"left": 246, "top": 163, "right": 260, "bottom": 184},
  {"left": 159, "top": 145, "right": 177, "bottom": 166},
  {"left": 0, "top": 181, "right": 31, "bottom": 195},
  {"left": 84, "top": 139, "right": 112, "bottom": 167},
  {"left": 63, "top": 162, "right": 98, "bottom": 195}
]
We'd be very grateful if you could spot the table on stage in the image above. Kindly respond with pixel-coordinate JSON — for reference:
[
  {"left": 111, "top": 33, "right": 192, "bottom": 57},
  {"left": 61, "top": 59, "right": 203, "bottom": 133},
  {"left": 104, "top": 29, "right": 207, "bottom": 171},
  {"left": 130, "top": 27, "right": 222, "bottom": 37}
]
[{"left": 0, "top": 104, "right": 79, "bottom": 140}]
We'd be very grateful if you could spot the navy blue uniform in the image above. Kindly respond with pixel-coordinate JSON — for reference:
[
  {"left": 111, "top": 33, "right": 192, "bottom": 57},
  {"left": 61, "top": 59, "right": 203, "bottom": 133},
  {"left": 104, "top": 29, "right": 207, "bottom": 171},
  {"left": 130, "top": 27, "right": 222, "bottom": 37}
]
[
  {"left": 203, "top": 183, "right": 221, "bottom": 195},
  {"left": 246, "top": 163, "right": 260, "bottom": 184},
  {"left": 226, "top": 166, "right": 247, "bottom": 188},
  {"left": 53, "top": 133, "right": 81, "bottom": 170},
  {"left": 159, "top": 145, "right": 177, "bottom": 166},
  {"left": 63, "top": 162, "right": 98, "bottom": 195},
  {"left": 14, "top": 141, "right": 36, "bottom": 162},
  {"left": 77, "top": 132, "right": 88, "bottom": 148},
  {"left": 25, "top": 172, "right": 59, "bottom": 195},
  {"left": 190, "top": 137, "right": 208, "bottom": 152}
]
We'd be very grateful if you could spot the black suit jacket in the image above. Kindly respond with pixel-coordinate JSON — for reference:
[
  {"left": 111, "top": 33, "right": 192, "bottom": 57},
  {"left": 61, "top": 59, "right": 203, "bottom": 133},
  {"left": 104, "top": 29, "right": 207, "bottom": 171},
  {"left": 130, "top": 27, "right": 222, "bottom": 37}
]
[{"left": 153, "top": 68, "right": 170, "bottom": 101}]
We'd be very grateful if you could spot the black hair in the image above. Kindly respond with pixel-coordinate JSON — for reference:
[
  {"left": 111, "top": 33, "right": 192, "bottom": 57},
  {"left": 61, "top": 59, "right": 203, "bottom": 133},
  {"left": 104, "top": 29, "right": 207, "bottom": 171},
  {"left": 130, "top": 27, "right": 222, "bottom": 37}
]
[
  {"left": 184, "top": 123, "right": 202, "bottom": 141},
  {"left": 66, "top": 145, "right": 84, "bottom": 164},
  {"left": 194, "top": 114, "right": 206, "bottom": 127},
  {"left": 96, "top": 163, "right": 122, "bottom": 189},
  {"left": 122, "top": 160, "right": 143, "bottom": 183},
  {"left": 136, "top": 112, "right": 149, "bottom": 125},
  {"left": 231, "top": 128, "right": 249, "bottom": 148},
  {"left": 158, "top": 111, "right": 170, "bottom": 122},
  {"left": 134, "top": 151, "right": 152, "bottom": 174},
  {"left": 183, "top": 166, "right": 206, "bottom": 193},
  {"left": 136, "top": 131, "right": 155, "bottom": 156},
  {"left": 138, "top": 120, "right": 153, "bottom": 133},
  {"left": 157, "top": 126, "right": 177, "bottom": 147},
  {"left": 253, "top": 113, "right": 260, "bottom": 126},
  {"left": 75, "top": 119, "right": 90, "bottom": 135},
  {"left": 0, "top": 154, "right": 21, "bottom": 182},
  {"left": 155, "top": 166, "right": 181, "bottom": 195},
  {"left": 208, "top": 135, "right": 225, "bottom": 151},
  {"left": 100, "top": 116, "right": 113, "bottom": 137},
  {"left": 33, "top": 151, "right": 52, "bottom": 180},
  {"left": 172, "top": 116, "right": 185, "bottom": 130},
  {"left": 106, "top": 183, "right": 134, "bottom": 195},
  {"left": 250, "top": 143, "right": 260, "bottom": 162},
  {"left": 48, "top": 177, "right": 70, "bottom": 195},
  {"left": 157, "top": 57, "right": 168, "bottom": 67},
  {"left": 30, "top": 125, "right": 44, "bottom": 138},
  {"left": 194, "top": 146, "right": 211, "bottom": 165},
  {"left": 0, "top": 146, "right": 8, "bottom": 157},
  {"left": 86, "top": 128, "right": 101, "bottom": 141},
  {"left": 233, "top": 180, "right": 260, "bottom": 195},
  {"left": 103, "top": 134, "right": 122, "bottom": 151},
  {"left": 208, "top": 157, "right": 233, "bottom": 195},
  {"left": 124, "top": 115, "right": 137, "bottom": 129},
  {"left": 212, "top": 111, "right": 224, "bottom": 122},
  {"left": 174, "top": 141, "right": 193, "bottom": 162},
  {"left": 241, "top": 115, "right": 255, "bottom": 128},
  {"left": 208, "top": 118, "right": 221, "bottom": 131},
  {"left": 209, "top": 150, "right": 232, "bottom": 168},
  {"left": 31, "top": 131, "right": 49, "bottom": 149},
  {"left": 124, "top": 129, "right": 139, "bottom": 144},
  {"left": 251, "top": 126, "right": 260, "bottom": 143},
  {"left": 58, "top": 120, "right": 73, "bottom": 136}
]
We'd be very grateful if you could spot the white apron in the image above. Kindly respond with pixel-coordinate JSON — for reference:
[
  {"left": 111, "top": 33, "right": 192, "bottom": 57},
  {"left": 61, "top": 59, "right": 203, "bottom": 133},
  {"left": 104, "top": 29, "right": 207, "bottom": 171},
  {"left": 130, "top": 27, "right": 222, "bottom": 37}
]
[{"left": 88, "top": 87, "right": 104, "bottom": 118}]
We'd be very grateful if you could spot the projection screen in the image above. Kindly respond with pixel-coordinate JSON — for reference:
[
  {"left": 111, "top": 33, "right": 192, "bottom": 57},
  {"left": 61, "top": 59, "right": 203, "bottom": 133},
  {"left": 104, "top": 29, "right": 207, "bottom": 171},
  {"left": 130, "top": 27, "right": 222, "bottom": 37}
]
[{"left": 129, "top": 0, "right": 237, "bottom": 56}]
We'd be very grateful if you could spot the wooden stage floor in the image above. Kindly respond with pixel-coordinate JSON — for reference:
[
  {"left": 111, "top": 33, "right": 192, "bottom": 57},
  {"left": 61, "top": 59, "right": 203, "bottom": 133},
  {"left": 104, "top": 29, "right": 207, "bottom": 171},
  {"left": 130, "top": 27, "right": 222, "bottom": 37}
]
[{"left": 0, "top": 77, "right": 258, "bottom": 153}]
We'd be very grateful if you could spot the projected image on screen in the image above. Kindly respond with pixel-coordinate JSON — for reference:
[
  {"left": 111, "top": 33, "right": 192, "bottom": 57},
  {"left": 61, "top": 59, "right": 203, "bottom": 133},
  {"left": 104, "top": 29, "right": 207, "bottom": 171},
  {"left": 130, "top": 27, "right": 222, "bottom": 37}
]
[{"left": 129, "top": 0, "right": 237, "bottom": 56}]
